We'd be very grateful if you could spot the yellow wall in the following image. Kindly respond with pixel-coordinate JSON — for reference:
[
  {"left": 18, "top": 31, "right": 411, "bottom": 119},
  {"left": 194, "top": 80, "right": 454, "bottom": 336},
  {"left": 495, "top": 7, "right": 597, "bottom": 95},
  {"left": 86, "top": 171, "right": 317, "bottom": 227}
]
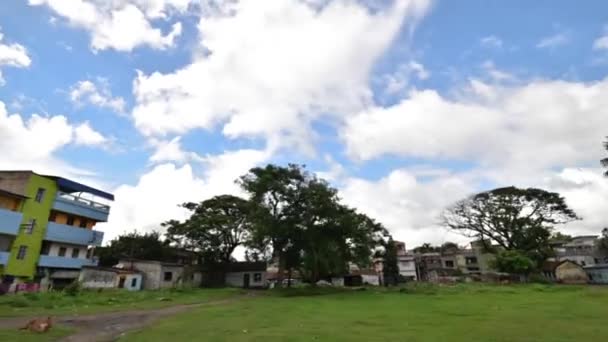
[
  {"left": 49, "top": 211, "right": 96, "bottom": 229},
  {"left": 0, "top": 194, "right": 21, "bottom": 211}
]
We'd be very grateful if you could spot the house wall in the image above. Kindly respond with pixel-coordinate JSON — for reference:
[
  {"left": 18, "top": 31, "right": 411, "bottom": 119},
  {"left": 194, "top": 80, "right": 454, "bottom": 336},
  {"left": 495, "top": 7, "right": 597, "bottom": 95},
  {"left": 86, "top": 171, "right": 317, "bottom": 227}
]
[
  {"left": 51, "top": 211, "right": 95, "bottom": 229},
  {"left": 120, "top": 274, "right": 143, "bottom": 291},
  {"left": 79, "top": 268, "right": 118, "bottom": 289},
  {"left": 47, "top": 242, "right": 88, "bottom": 259},
  {"left": 159, "top": 265, "right": 184, "bottom": 289},
  {"left": 331, "top": 277, "right": 344, "bottom": 286},
  {"left": 128, "top": 261, "right": 162, "bottom": 290},
  {"left": 397, "top": 257, "right": 417, "bottom": 280},
  {"left": 361, "top": 274, "right": 380, "bottom": 286},
  {"left": 225, "top": 271, "right": 266, "bottom": 288},
  {"left": 556, "top": 262, "right": 589, "bottom": 284},
  {"left": 0, "top": 235, "right": 12, "bottom": 251},
  {"left": 587, "top": 268, "right": 608, "bottom": 284},
  {"left": 0, "top": 195, "right": 21, "bottom": 211}
]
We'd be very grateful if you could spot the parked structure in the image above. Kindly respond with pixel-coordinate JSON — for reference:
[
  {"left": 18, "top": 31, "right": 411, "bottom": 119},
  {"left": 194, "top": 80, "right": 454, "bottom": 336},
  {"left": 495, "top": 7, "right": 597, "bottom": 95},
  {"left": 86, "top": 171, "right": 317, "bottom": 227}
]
[
  {"left": 555, "top": 260, "right": 589, "bottom": 284},
  {"left": 116, "top": 259, "right": 201, "bottom": 290},
  {"left": 79, "top": 266, "right": 142, "bottom": 291},
  {"left": 0, "top": 171, "right": 113, "bottom": 290},
  {"left": 585, "top": 264, "right": 608, "bottom": 284}
]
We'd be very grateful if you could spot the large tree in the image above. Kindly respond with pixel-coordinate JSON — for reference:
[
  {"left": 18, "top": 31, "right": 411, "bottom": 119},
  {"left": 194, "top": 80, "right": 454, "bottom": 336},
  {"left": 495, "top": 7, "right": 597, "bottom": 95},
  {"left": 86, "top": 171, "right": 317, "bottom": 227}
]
[
  {"left": 442, "top": 186, "right": 580, "bottom": 266},
  {"left": 163, "top": 195, "right": 252, "bottom": 264},
  {"left": 382, "top": 238, "right": 400, "bottom": 286},
  {"left": 602, "top": 137, "right": 608, "bottom": 177},
  {"left": 95, "top": 231, "right": 171, "bottom": 267}
]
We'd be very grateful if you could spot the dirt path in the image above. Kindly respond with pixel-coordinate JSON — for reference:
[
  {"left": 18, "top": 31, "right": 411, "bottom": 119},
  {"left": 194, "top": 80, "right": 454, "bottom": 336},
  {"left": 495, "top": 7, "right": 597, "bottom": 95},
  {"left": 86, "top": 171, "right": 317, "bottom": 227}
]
[{"left": 0, "top": 298, "right": 237, "bottom": 341}]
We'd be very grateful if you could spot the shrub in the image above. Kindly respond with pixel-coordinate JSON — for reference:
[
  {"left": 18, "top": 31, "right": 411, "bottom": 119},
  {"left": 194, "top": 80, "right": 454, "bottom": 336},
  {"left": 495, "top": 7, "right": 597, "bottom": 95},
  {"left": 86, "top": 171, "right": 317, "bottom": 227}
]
[
  {"left": 63, "top": 281, "right": 82, "bottom": 296},
  {"left": 24, "top": 292, "right": 40, "bottom": 301},
  {"left": 8, "top": 296, "right": 29, "bottom": 308}
]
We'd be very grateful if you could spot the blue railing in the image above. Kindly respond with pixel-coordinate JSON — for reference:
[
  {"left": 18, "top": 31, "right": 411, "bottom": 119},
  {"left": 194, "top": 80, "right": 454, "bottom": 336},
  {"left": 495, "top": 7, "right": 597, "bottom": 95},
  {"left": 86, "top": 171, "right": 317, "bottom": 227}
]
[
  {"left": 44, "top": 222, "right": 104, "bottom": 246},
  {"left": 52, "top": 192, "right": 110, "bottom": 222},
  {"left": 38, "top": 255, "right": 98, "bottom": 269},
  {"left": 0, "top": 251, "right": 9, "bottom": 265},
  {"left": 0, "top": 208, "right": 22, "bottom": 235}
]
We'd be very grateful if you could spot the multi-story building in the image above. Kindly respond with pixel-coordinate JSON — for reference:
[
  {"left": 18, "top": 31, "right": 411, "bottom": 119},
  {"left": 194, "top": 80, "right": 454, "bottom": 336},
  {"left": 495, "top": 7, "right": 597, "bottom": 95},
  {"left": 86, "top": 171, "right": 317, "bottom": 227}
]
[
  {"left": 551, "top": 235, "right": 608, "bottom": 267},
  {"left": 395, "top": 241, "right": 417, "bottom": 281},
  {"left": 0, "top": 171, "right": 113, "bottom": 290}
]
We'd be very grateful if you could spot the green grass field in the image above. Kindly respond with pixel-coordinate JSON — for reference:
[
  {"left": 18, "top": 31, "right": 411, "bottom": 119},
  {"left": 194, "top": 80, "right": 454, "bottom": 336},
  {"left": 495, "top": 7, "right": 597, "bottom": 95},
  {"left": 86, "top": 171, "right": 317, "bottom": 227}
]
[
  {"left": 0, "top": 287, "right": 240, "bottom": 317},
  {"left": 124, "top": 284, "right": 608, "bottom": 342}
]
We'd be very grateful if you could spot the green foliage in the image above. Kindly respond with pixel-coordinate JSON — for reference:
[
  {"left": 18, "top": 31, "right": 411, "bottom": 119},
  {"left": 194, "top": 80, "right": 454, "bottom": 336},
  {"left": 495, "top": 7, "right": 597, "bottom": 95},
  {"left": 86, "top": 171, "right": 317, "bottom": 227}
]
[
  {"left": 163, "top": 195, "right": 252, "bottom": 264},
  {"left": 413, "top": 243, "right": 439, "bottom": 253},
  {"left": 491, "top": 250, "right": 535, "bottom": 275},
  {"left": 63, "top": 281, "right": 82, "bottom": 296},
  {"left": 443, "top": 186, "right": 580, "bottom": 267},
  {"left": 95, "top": 231, "right": 173, "bottom": 267},
  {"left": 598, "top": 228, "right": 608, "bottom": 253},
  {"left": 8, "top": 296, "right": 30, "bottom": 308},
  {"left": 383, "top": 239, "right": 399, "bottom": 286}
]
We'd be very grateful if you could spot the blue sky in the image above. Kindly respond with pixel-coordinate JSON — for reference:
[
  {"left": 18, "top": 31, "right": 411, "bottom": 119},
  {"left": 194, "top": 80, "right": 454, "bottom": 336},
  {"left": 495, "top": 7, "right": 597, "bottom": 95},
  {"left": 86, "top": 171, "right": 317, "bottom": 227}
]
[{"left": 1, "top": 0, "right": 607, "bottom": 246}]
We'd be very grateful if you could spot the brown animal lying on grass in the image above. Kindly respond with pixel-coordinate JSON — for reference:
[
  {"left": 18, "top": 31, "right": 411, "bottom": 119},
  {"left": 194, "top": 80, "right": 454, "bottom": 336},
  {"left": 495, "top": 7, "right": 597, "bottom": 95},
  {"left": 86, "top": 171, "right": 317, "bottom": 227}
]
[{"left": 19, "top": 317, "right": 53, "bottom": 333}]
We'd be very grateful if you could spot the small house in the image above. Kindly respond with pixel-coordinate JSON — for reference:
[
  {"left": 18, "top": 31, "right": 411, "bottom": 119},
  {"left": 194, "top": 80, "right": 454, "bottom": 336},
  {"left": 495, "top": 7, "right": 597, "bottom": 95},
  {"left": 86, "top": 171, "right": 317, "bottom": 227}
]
[
  {"left": 585, "top": 264, "right": 608, "bottom": 284},
  {"left": 555, "top": 260, "right": 589, "bottom": 284},
  {"left": 79, "top": 266, "right": 142, "bottom": 291},
  {"left": 225, "top": 262, "right": 268, "bottom": 288},
  {"left": 117, "top": 259, "right": 201, "bottom": 290}
]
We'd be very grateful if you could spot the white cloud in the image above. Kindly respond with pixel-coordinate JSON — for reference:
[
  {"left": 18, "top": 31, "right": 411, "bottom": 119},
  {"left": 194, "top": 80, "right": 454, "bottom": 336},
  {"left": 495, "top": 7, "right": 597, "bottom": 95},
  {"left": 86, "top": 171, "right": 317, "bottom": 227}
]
[
  {"left": 343, "top": 78, "right": 608, "bottom": 179},
  {"left": 98, "top": 147, "right": 271, "bottom": 242},
  {"left": 593, "top": 26, "right": 608, "bottom": 50},
  {"left": 132, "top": 0, "right": 431, "bottom": 152},
  {"left": 70, "top": 79, "right": 126, "bottom": 113},
  {"left": 74, "top": 121, "right": 107, "bottom": 146},
  {"left": 149, "top": 136, "right": 200, "bottom": 163},
  {"left": 0, "top": 28, "right": 32, "bottom": 86},
  {"left": 28, "top": 0, "right": 189, "bottom": 51},
  {"left": 536, "top": 32, "right": 570, "bottom": 49},
  {"left": 480, "top": 35, "right": 502, "bottom": 49},
  {"left": 481, "top": 60, "right": 514, "bottom": 81},
  {"left": 383, "top": 60, "right": 429, "bottom": 95},
  {"left": 0, "top": 100, "right": 106, "bottom": 175}
]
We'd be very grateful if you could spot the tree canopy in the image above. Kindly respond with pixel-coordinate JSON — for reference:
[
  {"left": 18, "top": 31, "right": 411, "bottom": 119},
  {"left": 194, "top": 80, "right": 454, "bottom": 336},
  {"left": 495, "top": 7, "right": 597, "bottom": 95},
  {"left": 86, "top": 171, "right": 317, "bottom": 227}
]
[
  {"left": 95, "top": 231, "right": 172, "bottom": 267},
  {"left": 163, "top": 195, "right": 252, "bottom": 264},
  {"left": 442, "top": 186, "right": 580, "bottom": 266}
]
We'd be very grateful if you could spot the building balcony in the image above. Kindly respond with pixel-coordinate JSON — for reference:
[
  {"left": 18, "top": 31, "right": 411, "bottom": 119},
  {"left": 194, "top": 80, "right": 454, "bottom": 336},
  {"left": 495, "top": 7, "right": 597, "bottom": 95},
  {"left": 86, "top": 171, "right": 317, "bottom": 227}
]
[
  {"left": 0, "top": 208, "right": 23, "bottom": 235},
  {"left": 0, "top": 251, "right": 9, "bottom": 265},
  {"left": 44, "top": 222, "right": 104, "bottom": 246},
  {"left": 38, "top": 255, "right": 98, "bottom": 269},
  {"left": 52, "top": 192, "right": 110, "bottom": 222}
]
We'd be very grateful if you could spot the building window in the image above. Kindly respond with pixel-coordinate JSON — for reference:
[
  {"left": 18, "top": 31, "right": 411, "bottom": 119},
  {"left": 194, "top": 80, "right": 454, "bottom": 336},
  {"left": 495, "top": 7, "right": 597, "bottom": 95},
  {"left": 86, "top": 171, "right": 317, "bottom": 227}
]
[
  {"left": 466, "top": 257, "right": 478, "bottom": 264},
  {"left": 581, "top": 261, "right": 586, "bottom": 266},
  {"left": 79, "top": 219, "right": 88, "bottom": 228},
  {"left": 131, "top": 278, "right": 138, "bottom": 287},
  {"left": 58, "top": 247, "right": 67, "bottom": 257},
  {"left": 445, "top": 260, "right": 455, "bottom": 268},
  {"left": 35, "top": 188, "right": 46, "bottom": 203},
  {"left": 49, "top": 211, "right": 57, "bottom": 222},
  {"left": 72, "top": 248, "right": 80, "bottom": 258},
  {"left": 164, "top": 272, "right": 173, "bottom": 281},
  {"left": 24, "top": 219, "right": 36, "bottom": 234},
  {"left": 254, "top": 273, "right": 262, "bottom": 282},
  {"left": 86, "top": 249, "right": 92, "bottom": 258},
  {"left": 17, "top": 245, "right": 27, "bottom": 260},
  {"left": 67, "top": 216, "right": 75, "bottom": 226}
]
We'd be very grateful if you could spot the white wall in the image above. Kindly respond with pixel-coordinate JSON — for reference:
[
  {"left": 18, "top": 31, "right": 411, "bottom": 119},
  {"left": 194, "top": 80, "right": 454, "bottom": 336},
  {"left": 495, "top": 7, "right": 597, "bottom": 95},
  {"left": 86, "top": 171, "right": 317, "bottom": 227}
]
[
  {"left": 79, "top": 269, "right": 117, "bottom": 289},
  {"left": 225, "top": 271, "right": 266, "bottom": 288},
  {"left": 48, "top": 242, "right": 88, "bottom": 259},
  {"left": 361, "top": 274, "right": 380, "bottom": 286},
  {"left": 123, "top": 274, "right": 143, "bottom": 291}
]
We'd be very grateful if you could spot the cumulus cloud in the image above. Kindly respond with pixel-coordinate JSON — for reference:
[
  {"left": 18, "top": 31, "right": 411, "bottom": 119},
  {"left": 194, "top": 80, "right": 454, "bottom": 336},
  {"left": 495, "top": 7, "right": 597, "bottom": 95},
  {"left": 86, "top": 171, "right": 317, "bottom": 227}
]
[
  {"left": 70, "top": 79, "right": 126, "bottom": 113},
  {"left": 383, "top": 60, "right": 429, "bottom": 95},
  {"left": 98, "top": 147, "right": 271, "bottom": 242},
  {"left": 0, "top": 100, "right": 107, "bottom": 174},
  {"left": 28, "top": 0, "right": 189, "bottom": 51},
  {"left": 132, "top": 0, "right": 431, "bottom": 152},
  {"left": 0, "top": 28, "right": 32, "bottom": 85},
  {"left": 593, "top": 26, "right": 608, "bottom": 50},
  {"left": 480, "top": 35, "right": 503, "bottom": 49}
]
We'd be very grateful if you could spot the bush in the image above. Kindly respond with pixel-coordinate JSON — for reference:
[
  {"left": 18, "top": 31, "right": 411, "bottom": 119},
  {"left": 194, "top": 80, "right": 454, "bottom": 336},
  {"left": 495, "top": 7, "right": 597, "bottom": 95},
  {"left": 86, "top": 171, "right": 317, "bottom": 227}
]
[
  {"left": 529, "top": 274, "right": 552, "bottom": 284},
  {"left": 24, "top": 292, "right": 40, "bottom": 301},
  {"left": 63, "top": 281, "right": 82, "bottom": 296},
  {"left": 8, "top": 296, "right": 29, "bottom": 308}
]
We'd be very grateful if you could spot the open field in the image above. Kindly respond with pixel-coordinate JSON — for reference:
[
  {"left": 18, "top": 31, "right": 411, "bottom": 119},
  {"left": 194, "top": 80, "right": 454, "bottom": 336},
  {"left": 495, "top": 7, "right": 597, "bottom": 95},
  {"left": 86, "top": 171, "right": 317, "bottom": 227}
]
[
  {"left": 124, "top": 284, "right": 608, "bottom": 342},
  {"left": 0, "top": 287, "right": 240, "bottom": 317}
]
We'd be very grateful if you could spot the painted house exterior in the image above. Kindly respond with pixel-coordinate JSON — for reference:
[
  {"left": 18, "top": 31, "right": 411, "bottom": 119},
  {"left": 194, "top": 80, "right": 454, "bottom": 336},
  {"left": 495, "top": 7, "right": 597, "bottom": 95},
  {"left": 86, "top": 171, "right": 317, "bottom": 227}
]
[
  {"left": 585, "top": 264, "right": 608, "bottom": 284},
  {"left": 224, "top": 262, "right": 268, "bottom": 288},
  {"left": 79, "top": 266, "right": 142, "bottom": 291},
  {"left": 0, "top": 171, "right": 113, "bottom": 290},
  {"left": 117, "top": 259, "right": 201, "bottom": 290},
  {"left": 555, "top": 260, "right": 589, "bottom": 284}
]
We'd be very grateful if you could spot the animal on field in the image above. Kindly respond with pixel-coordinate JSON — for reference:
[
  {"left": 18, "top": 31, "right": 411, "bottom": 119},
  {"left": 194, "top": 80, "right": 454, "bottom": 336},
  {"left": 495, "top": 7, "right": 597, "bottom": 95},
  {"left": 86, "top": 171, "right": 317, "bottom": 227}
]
[{"left": 19, "top": 316, "right": 53, "bottom": 333}]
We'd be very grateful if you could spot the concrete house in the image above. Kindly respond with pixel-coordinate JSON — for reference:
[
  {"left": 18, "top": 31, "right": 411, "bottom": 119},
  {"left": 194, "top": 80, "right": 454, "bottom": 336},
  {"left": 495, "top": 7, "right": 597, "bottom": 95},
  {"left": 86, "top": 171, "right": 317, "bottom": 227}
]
[
  {"left": 79, "top": 266, "right": 142, "bottom": 291},
  {"left": 225, "top": 262, "right": 268, "bottom": 288},
  {"left": 552, "top": 236, "right": 608, "bottom": 266},
  {"left": 585, "top": 264, "right": 608, "bottom": 284},
  {"left": 555, "top": 260, "right": 589, "bottom": 284},
  {"left": 117, "top": 259, "right": 201, "bottom": 290}
]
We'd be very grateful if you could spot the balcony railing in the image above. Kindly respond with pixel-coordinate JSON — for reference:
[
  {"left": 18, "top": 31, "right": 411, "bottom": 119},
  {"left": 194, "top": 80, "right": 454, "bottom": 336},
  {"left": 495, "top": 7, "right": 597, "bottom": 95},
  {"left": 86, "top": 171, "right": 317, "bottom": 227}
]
[
  {"left": 38, "top": 255, "right": 98, "bottom": 269},
  {"left": 44, "top": 222, "right": 104, "bottom": 246},
  {"left": 0, "top": 251, "right": 9, "bottom": 265},
  {"left": 0, "top": 208, "right": 23, "bottom": 235},
  {"left": 52, "top": 192, "right": 111, "bottom": 222}
]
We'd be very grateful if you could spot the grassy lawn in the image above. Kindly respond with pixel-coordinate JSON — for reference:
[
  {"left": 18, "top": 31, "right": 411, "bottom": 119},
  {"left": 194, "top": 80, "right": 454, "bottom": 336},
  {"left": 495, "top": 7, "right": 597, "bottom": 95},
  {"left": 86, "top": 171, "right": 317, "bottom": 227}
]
[
  {"left": 0, "top": 287, "right": 241, "bottom": 317},
  {"left": 124, "top": 284, "right": 608, "bottom": 342}
]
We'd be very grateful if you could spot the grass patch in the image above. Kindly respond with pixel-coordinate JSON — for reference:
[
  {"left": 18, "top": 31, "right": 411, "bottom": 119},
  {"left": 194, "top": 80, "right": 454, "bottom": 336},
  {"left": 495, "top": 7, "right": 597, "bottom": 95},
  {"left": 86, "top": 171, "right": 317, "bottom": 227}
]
[
  {"left": 0, "top": 288, "right": 242, "bottom": 317},
  {"left": 123, "top": 284, "right": 608, "bottom": 342}
]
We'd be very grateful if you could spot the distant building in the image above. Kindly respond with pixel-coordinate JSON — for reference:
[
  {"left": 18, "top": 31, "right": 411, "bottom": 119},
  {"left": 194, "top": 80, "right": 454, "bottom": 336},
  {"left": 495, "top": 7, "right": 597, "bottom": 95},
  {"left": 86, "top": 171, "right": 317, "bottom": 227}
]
[
  {"left": 0, "top": 170, "right": 113, "bottom": 290},
  {"left": 79, "top": 266, "right": 142, "bottom": 291},
  {"left": 554, "top": 260, "right": 589, "bottom": 284},
  {"left": 395, "top": 241, "right": 417, "bottom": 281},
  {"left": 552, "top": 236, "right": 608, "bottom": 267},
  {"left": 584, "top": 264, "right": 608, "bottom": 284},
  {"left": 117, "top": 259, "right": 201, "bottom": 290},
  {"left": 224, "top": 262, "right": 268, "bottom": 288}
]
